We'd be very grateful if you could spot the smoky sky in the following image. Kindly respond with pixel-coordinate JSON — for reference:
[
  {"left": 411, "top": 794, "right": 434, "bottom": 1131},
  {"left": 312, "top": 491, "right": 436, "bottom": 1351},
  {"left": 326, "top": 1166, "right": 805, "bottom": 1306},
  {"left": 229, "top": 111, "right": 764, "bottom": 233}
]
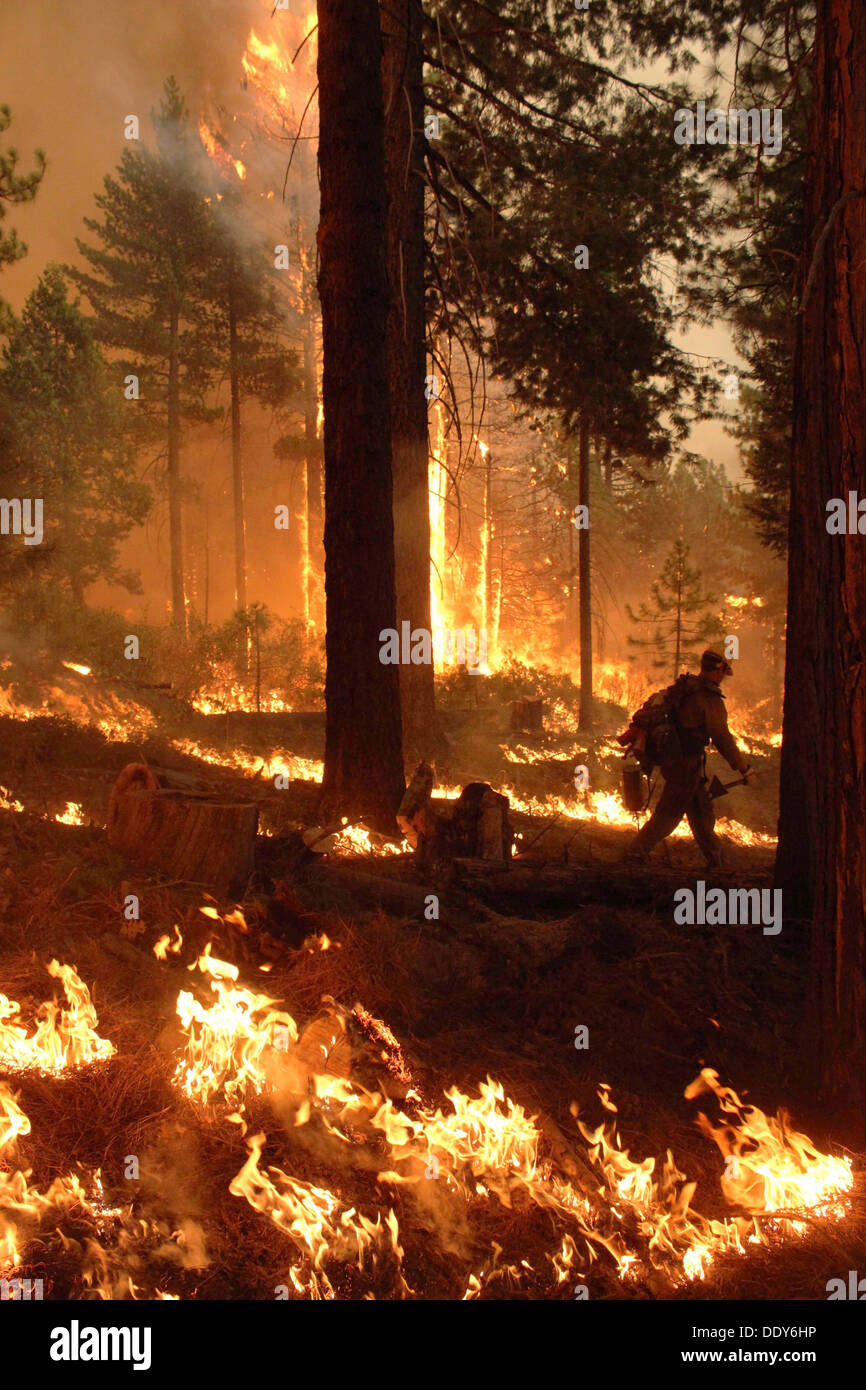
[
  {"left": 2, "top": 0, "right": 740, "bottom": 476},
  {"left": 0, "top": 0, "right": 306, "bottom": 309}
]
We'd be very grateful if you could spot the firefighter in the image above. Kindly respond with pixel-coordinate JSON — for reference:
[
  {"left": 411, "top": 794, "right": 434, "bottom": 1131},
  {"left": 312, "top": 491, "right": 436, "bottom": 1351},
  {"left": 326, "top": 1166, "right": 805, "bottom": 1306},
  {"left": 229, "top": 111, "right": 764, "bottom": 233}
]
[{"left": 623, "top": 650, "right": 751, "bottom": 868}]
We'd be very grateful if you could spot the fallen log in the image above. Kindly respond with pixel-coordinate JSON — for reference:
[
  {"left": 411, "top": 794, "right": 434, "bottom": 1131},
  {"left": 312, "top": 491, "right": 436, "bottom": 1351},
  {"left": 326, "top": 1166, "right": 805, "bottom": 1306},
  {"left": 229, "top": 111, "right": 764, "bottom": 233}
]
[
  {"left": 448, "top": 859, "right": 748, "bottom": 912},
  {"left": 303, "top": 861, "right": 435, "bottom": 917},
  {"left": 107, "top": 763, "right": 258, "bottom": 890}
]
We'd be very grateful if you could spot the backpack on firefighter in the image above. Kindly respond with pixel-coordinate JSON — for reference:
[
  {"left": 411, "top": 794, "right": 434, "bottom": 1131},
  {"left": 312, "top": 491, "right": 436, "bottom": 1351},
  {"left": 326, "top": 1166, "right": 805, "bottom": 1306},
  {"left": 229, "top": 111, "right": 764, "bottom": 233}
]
[
  {"left": 629, "top": 673, "right": 696, "bottom": 770},
  {"left": 619, "top": 675, "right": 700, "bottom": 783},
  {"left": 618, "top": 675, "right": 696, "bottom": 815},
  {"left": 619, "top": 672, "right": 695, "bottom": 811}
]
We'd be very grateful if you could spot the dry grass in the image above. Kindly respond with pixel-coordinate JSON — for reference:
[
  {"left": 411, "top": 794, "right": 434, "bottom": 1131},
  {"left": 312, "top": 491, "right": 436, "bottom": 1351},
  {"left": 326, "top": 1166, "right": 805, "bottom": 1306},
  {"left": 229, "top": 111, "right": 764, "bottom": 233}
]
[{"left": 0, "top": 710, "right": 862, "bottom": 1300}]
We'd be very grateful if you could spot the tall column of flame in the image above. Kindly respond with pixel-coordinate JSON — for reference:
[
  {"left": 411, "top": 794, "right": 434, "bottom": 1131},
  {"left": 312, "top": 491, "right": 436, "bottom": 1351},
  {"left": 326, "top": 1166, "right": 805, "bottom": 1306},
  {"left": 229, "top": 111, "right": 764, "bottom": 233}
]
[
  {"left": 429, "top": 393, "right": 448, "bottom": 642},
  {"left": 477, "top": 440, "right": 490, "bottom": 644}
]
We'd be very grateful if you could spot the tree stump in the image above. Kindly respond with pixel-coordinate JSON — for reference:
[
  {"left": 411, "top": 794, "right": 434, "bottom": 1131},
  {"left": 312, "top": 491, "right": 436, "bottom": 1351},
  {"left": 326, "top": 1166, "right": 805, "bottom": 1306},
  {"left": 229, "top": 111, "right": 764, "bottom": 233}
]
[
  {"left": 396, "top": 766, "right": 513, "bottom": 870},
  {"left": 450, "top": 783, "right": 513, "bottom": 861},
  {"left": 510, "top": 697, "right": 545, "bottom": 733},
  {"left": 107, "top": 763, "right": 258, "bottom": 890},
  {"left": 397, "top": 761, "right": 438, "bottom": 848}
]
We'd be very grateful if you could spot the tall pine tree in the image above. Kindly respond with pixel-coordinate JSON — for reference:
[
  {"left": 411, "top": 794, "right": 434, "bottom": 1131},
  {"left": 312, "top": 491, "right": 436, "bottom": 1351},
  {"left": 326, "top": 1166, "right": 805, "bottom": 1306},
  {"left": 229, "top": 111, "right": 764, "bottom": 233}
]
[
  {"left": 0, "top": 267, "right": 149, "bottom": 603},
  {"left": 71, "top": 78, "right": 216, "bottom": 630},
  {"left": 201, "top": 189, "right": 299, "bottom": 612},
  {"left": 627, "top": 539, "right": 722, "bottom": 681},
  {"left": 317, "top": 0, "right": 405, "bottom": 827},
  {"left": 0, "top": 104, "right": 45, "bottom": 329}
]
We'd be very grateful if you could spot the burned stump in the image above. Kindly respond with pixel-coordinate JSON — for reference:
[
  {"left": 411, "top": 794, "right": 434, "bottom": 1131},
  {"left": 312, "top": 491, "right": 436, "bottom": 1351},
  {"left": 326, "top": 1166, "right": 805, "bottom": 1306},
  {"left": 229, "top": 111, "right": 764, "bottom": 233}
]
[
  {"left": 107, "top": 763, "right": 258, "bottom": 890},
  {"left": 398, "top": 763, "right": 513, "bottom": 870},
  {"left": 510, "top": 697, "right": 545, "bottom": 733}
]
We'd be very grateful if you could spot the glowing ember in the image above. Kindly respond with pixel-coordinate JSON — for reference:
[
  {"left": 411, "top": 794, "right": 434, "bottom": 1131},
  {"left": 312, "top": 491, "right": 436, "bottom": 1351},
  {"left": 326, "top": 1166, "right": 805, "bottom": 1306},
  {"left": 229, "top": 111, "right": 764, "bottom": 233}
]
[{"left": 329, "top": 823, "right": 409, "bottom": 857}]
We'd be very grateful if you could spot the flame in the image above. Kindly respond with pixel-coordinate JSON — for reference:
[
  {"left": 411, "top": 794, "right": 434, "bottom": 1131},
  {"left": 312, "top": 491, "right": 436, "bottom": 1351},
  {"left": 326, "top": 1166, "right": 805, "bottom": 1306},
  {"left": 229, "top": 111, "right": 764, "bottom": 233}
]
[
  {"left": 198, "top": 118, "right": 246, "bottom": 185},
  {"left": 0, "top": 1083, "right": 30, "bottom": 1152},
  {"left": 54, "top": 802, "right": 84, "bottom": 825},
  {"left": 0, "top": 962, "right": 115, "bottom": 1074},
  {"left": 0, "top": 1082, "right": 94, "bottom": 1270},
  {"left": 687, "top": 1069, "right": 853, "bottom": 1225},
  {"left": 153, "top": 926, "right": 183, "bottom": 960},
  {"left": 229, "top": 1132, "right": 404, "bottom": 1299},
  {"left": 174, "top": 946, "right": 298, "bottom": 1108},
  {"left": 240, "top": 6, "right": 318, "bottom": 122},
  {"left": 0, "top": 786, "right": 23, "bottom": 814},
  {"left": 0, "top": 674, "right": 155, "bottom": 740},
  {"left": 61, "top": 661, "right": 91, "bottom": 676},
  {"left": 429, "top": 394, "right": 448, "bottom": 634},
  {"left": 487, "top": 778, "right": 775, "bottom": 849},
  {"left": 146, "top": 943, "right": 858, "bottom": 1294},
  {"left": 191, "top": 664, "right": 292, "bottom": 714},
  {"left": 329, "top": 823, "right": 409, "bottom": 857},
  {"left": 171, "top": 738, "right": 322, "bottom": 785}
]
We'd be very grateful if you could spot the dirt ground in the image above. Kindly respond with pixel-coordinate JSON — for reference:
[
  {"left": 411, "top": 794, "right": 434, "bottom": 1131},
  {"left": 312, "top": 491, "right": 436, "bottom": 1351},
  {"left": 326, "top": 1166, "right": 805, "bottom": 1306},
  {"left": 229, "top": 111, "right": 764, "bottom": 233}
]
[{"left": 0, "top": 694, "right": 861, "bottom": 1301}]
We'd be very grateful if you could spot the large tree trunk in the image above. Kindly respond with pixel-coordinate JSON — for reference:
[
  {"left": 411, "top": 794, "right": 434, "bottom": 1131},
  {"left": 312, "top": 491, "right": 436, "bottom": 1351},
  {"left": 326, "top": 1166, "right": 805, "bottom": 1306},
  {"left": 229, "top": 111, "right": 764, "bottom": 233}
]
[
  {"left": 228, "top": 275, "right": 247, "bottom": 613},
  {"left": 317, "top": 0, "right": 405, "bottom": 830},
  {"left": 578, "top": 418, "right": 593, "bottom": 728},
  {"left": 167, "top": 305, "right": 186, "bottom": 631},
  {"left": 776, "top": 0, "right": 866, "bottom": 1124},
  {"left": 382, "top": 0, "right": 439, "bottom": 762},
  {"left": 302, "top": 244, "right": 323, "bottom": 631}
]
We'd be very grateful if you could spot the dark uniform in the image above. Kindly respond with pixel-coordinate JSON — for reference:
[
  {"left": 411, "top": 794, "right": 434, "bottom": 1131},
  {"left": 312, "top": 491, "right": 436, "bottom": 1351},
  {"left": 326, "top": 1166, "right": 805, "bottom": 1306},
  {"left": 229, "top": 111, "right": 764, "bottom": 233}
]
[{"left": 627, "top": 656, "right": 749, "bottom": 867}]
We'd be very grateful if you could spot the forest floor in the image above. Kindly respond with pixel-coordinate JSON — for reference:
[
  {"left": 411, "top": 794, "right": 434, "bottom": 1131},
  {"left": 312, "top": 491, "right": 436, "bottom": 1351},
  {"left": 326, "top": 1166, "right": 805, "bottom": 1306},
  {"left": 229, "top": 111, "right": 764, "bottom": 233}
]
[{"left": 0, "top": 669, "right": 862, "bottom": 1301}]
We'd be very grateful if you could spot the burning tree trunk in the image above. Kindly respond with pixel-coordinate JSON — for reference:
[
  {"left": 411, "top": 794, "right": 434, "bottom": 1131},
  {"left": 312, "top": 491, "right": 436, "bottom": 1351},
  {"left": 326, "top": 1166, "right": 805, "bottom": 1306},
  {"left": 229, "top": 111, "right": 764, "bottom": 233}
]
[
  {"left": 382, "top": 0, "right": 439, "bottom": 761},
  {"left": 317, "top": 0, "right": 405, "bottom": 829},
  {"left": 302, "top": 242, "right": 323, "bottom": 631},
  {"left": 483, "top": 444, "right": 496, "bottom": 650},
  {"left": 776, "top": 0, "right": 866, "bottom": 1119},
  {"left": 578, "top": 418, "right": 593, "bottom": 728}
]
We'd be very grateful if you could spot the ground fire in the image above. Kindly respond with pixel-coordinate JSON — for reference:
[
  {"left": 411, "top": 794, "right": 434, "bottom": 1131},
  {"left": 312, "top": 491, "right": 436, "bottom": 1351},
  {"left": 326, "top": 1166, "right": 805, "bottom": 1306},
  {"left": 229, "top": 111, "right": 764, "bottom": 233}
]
[{"left": 0, "top": 0, "right": 864, "bottom": 1355}]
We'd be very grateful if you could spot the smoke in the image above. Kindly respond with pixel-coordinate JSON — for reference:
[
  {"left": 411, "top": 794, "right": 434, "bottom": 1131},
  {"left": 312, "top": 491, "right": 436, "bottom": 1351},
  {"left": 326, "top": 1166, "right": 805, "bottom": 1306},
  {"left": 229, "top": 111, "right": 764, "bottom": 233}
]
[
  {"left": 0, "top": 0, "right": 290, "bottom": 311},
  {"left": 1, "top": 0, "right": 318, "bottom": 625}
]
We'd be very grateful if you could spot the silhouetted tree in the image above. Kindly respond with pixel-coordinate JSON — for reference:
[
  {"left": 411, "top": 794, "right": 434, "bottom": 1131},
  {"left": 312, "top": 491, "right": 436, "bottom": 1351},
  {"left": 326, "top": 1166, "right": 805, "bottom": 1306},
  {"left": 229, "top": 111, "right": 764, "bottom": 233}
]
[
  {"left": 72, "top": 78, "right": 216, "bottom": 630},
  {"left": 776, "top": 0, "right": 866, "bottom": 1124},
  {"left": 317, "top": 0, "right": 405, "bottom": 828}
]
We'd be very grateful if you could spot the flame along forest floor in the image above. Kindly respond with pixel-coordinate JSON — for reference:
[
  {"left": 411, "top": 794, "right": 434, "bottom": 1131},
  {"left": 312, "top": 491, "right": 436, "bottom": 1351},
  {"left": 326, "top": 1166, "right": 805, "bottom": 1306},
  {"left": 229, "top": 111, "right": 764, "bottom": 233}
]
[{"left": 0, "top": 670, "right": 863, "bottom": 1300}]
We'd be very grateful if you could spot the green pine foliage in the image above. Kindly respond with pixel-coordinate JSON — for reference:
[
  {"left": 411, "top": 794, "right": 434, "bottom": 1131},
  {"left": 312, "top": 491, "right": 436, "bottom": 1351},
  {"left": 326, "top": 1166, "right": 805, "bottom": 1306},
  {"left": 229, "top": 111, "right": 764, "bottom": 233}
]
[
  {"left": 424, "top": 1, "right": 744, "bottom": 460},
  {"left": 70, "top": 78, "right": 218, "bottom": 430},
  {"left": 0, "top": 267, "right": 150, "bottom": 599},
  {"left": 0, "top": 104, "right": 46, "bottom": 316},
  {"left": 626, "top": 537, "right": 723, "bottom": 680},
  {"left": 201, "top": 188, "right": 299, "bottom": 413}
]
